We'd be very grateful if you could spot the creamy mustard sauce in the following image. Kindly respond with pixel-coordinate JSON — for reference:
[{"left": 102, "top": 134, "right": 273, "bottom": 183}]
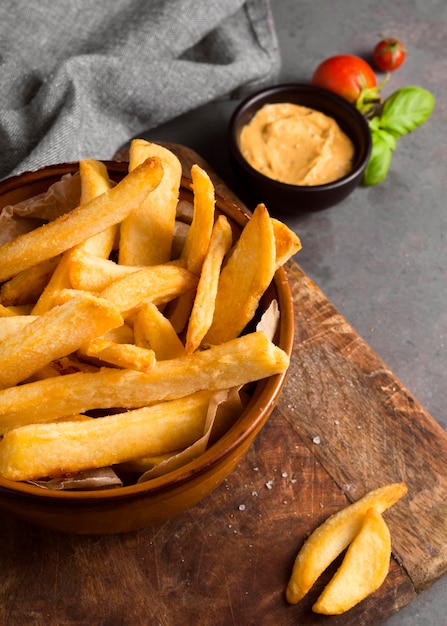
[{"left": 239, "top": 103, "right": 355, "bottom": 186}]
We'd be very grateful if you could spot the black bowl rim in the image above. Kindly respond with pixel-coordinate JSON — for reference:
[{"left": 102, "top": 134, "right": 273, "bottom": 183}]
[
  {"left": 229, "top": 82, "right": 372, "bottom": 193},
  {"left": 0, "top": 160, "right": 295, "bottom": 503}
]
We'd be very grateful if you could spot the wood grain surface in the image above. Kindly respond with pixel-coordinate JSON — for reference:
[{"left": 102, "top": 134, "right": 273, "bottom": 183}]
[{"left": 0, "top": 145, "right": 446, "bottom": 625}]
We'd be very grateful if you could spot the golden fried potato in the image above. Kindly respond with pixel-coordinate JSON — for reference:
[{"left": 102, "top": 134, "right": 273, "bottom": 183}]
[
  {"left": 313, "top": 507, "right": 391, "bottom": 614},
  {"left": 79, "top": 158, "right": 112, "bottom": 205},
  {"left": 185, "top": 214, "right": 233, "bottom": 353},
  {"left": 204, "top": 204, "right": 276, "bottom": 344},
  {"left": 31, "top": 159, "right": 116, "bottom": 315},
  {"left": 0, "top": 390, "right": 214, "bottom": 481},
  {"left": 0, "top": 293, "right": 123, "bottom": 389},
  {"left": 0, "top": 257, "right": 59, "bottom": 306},
  {"left": 68, "top": 248, "right": 141, "bottom": 292},
  {"left": 168, "top": 163, "right": 216, "bottom": 332},
  {"left": 181, "top": 164, "right": 216, "bottom": 272},
  {"left": 0, "top": 330, "right": 289, "bottom": 431},
  {"left": 80, "top": 338, "right": 156, "bottom": 372},
  {"left": 119, "top": 139, "right": 182, "bottom": 266},
  {"left": 99, "top": 264, "right": 198, "bottom": 317},
  {"left": 133, "top": 302, "right": 185, "bottom": 360},
  {"left": 286, "top": 482, "right": 408, "bottom": 604},
  {"left": 31, "top": 252, "right": 76, "bottom": 315},
  {"left": 271, "top": 218, "right": 302, "bottom": 268},
  {"left": 77, "top": 158, "right": 116, "bottom": 258},
  {"left": 0, "top": 315, "right": 36, "bottom": 341}
]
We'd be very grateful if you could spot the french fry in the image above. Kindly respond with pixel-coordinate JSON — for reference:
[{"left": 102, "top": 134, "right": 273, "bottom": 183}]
[
  {"left": 181, "top": 164, "right": 216, "bottom": 271},
  {"left": 133, "top": 302, "right": 185, "bottom": 360},
  {"left": 68, "top": 248, "right": 141, "bottom": 292},
  {"left": 0, "top": 315, "right": 36, "bottom": 341},
  {"left": 68, "top": 249, "right": 185, "bottom": 293},
  {"left": 0, "top": 390, "right": 215, "bottom": 481},
  {"left": 0, "top": 293, "right": 123, "bottom": 389},
  {"left": 0, "top": 330, "right": 289, "bottom": 431},
  {"left": 31, "top": 252, "right": 73, "bottom": 315},
  {"left": 204, "top": 203, "right": 276, "bottom": 345},
  {"left": 312, "top": 507, "right": 391, "bottom": 615},
  {"left": 271, "top": 218, "right": 302, "bottom": 268},
  {"left": 285, "top": 482, "right": 408, "bottom": 605},
  {"left": 101, "top": 324, "right": 135, "bottom": 344},
  {"left": 0, "top": 257, "right": 60, "bottom": 306},
  {"left": 168, "top": 164, "right": 216, "bottom": 332},
  {"left": 76, "top": 158, "right": 116, "bottom": 258},
  {"left": 31, "top": 159, "right": 117, "bottom": 315},
  {"left": 185, "top": 214, "right": 233, "bottom": 353},
  {"left": 0, "top": 157, "right": 164, "bottom": 282},
  {"left": 79, "top": 158, "right": 111, "bottom": 204},
  {"left": 119, "top": 139, "right": 182, "bottom": 266},
  {"left": 79, "top": 338, "right": 156, "bottom": 372},
  {"left": 99, "top": 264, "right": 198, "bottom": 317}
]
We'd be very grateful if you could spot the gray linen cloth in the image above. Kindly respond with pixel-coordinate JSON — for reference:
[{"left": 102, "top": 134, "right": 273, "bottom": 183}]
[{"left": 0, "top": 0, "right": 279, "bottom": 180}]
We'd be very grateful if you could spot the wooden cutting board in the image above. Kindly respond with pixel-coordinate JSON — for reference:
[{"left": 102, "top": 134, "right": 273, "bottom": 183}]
[{"left": 0, "top": 145, "right": 446, "bottom": 625}]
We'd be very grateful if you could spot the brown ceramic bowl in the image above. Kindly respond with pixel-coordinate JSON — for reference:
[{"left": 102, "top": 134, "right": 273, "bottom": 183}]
[
  {"left": 0, "top": 161, "right": 294, "bottom": 534},
  {"left": 229, "top": 83, "right": 372, "bottom": 214}
]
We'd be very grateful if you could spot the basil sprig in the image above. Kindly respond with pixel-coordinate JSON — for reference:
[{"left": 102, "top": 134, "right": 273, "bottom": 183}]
[{"left": 363, "top": 86, "right": 435, "bottom": 186}]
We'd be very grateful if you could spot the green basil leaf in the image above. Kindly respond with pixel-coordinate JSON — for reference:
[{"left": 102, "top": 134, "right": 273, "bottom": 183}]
[
  {"left": 380, "top": 86, "right": 435, "bottom": 137},
  {"left": 368, "top": 117, "right": 382, "bottom": 132},
  {"left": 371, "top": 127, "right": 397, "bottom": 151},
  {"left": 363, "top": 130, "right": 393, "bottom": 186}
]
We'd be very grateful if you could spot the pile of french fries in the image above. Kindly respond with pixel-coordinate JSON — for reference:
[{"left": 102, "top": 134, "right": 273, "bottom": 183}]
[{"left": 0, "top": 140, "right": 301, "bottom": 486}]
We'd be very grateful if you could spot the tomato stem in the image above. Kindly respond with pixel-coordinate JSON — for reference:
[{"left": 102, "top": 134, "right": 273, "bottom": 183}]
[{"left": 355, "top": 74, "right": 390, "bottom": 118}]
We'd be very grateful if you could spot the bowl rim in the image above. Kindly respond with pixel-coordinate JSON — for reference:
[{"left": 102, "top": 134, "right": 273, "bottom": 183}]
[
  {"left": 229, "top": 82, "right": 372, "bottom": 192},
  {"left": 0, "top": 160, "right": 295, "bottom": 502}
]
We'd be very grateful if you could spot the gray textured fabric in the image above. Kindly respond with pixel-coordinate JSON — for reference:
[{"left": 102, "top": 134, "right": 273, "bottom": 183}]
[{"left": 0, "top": 0, "right": 280, "bottom": 180}]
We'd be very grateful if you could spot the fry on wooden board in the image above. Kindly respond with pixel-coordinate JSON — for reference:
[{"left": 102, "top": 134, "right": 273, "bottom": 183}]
[
  {"left": 312, "top": 507, "right": 391, "bottom": 615},
  {"left": 286, "top": 482, "right": 408, "bottom": 605}
]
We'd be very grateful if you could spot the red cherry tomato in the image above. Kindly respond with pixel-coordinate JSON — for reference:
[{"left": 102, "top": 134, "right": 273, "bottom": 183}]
[
  {"left": 311, "top": 55, "right": 377, "bottom": 103},
  {"left": 373, "top": 38, "right": 406, "bottom": 72}
]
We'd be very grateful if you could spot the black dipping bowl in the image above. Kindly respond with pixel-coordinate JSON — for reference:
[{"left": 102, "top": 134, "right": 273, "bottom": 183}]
[{"left": 229, "top": 83, "right": 372, "bottom": 214}]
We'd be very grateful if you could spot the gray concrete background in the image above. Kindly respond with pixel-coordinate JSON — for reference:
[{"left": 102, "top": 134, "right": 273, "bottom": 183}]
[{"left": 143, "top": 1, "right": 447, "bottom": 623}]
